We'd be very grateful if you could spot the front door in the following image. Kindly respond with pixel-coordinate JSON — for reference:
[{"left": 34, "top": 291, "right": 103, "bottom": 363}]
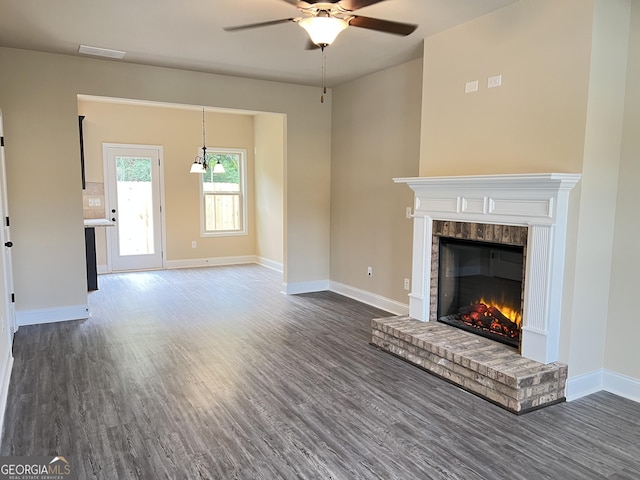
[{"left": 104, "top": 144, "right": 164, "bottom": 272}]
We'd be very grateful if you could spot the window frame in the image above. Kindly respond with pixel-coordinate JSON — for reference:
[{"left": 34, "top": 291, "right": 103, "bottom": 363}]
[{"left": 198, "top": 147, "right": 248, "bottom": 238}]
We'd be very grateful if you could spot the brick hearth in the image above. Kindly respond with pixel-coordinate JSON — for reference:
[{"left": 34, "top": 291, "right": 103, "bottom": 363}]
[{"left": 371, "top": 316, "right": 567, "bottom": 414}]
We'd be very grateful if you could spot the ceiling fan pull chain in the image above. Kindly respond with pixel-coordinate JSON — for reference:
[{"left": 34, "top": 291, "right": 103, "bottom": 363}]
[{"left": 321, "top": 46, "right": 326, "bottom": 103}]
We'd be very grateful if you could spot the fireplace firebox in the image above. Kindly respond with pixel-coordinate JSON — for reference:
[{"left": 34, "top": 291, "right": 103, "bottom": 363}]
[{"left": 437, "top": 237, "right": 524, "bottom": 349}]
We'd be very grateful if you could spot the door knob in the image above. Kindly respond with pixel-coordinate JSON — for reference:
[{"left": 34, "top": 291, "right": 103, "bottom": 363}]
[
  {"left": 4, "top": 241, "right": 12, "bottom": 247},
  {"left": 112, "top": 209, "right": 116, "bottom": 213}
]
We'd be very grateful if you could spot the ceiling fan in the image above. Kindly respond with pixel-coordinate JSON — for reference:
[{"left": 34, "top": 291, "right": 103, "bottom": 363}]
[{"left": 224, "top": 0, "right": 418, "bottom": 48}]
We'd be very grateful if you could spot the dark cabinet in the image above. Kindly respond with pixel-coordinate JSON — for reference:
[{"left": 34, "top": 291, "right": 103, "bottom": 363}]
[
  {"left": 85, "top": 227, "right": 98, "bottom": 291},
  {"left": 79, "top": 115, "right": 86, "bottom": 189}
]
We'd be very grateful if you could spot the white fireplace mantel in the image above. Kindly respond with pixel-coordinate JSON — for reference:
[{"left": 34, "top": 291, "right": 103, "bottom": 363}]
[{"left": 394, "top": 173, "right": 581, "bottom": 364}]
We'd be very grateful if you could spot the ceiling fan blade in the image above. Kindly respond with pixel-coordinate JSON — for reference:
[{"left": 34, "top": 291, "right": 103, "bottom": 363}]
[
  {"left": 339, "top": 0, "right": 388, "bottom": 11},
  {"left": 287, "top": 0, "right": 341, "bottom": 5},
  {"left": 224, "top": 18, "right": 297, "bottom": 32},
  {"left": 281, "top": 0, "right": 385, "bottom": 12},
  {"left": 348, "top": 15, "right": 417, "bottom": 36}
]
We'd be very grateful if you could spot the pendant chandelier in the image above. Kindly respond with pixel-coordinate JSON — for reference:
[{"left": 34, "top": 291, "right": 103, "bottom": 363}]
[{"left": 190, "top": 108, "right": 225, "bottom": 174}]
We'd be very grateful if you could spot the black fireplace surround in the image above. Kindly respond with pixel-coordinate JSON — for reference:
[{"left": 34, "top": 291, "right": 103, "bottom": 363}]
[{"left": 437, "top": 237, "right": 524, "bottom": 348}]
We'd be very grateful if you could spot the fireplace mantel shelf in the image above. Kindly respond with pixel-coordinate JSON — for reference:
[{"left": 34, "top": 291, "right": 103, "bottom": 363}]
[
  {"left": 395, "top": 172, "right": 581, "bottom": 365},
  {"left": 394, "top": 173, "right": 581, "bottom": 189},
  {"left": 394, "top": 173, "right": 581, "bottom": 226}
]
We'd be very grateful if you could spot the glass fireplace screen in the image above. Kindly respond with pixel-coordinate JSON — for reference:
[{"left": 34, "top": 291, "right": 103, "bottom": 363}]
[{"left": 437, "top": 237, "right": 524, "bottom": 348}]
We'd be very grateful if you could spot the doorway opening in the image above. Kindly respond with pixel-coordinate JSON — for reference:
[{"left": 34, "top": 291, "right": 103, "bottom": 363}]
[{"left": 78, "top": 96, "right": 286, "bottom": 282}]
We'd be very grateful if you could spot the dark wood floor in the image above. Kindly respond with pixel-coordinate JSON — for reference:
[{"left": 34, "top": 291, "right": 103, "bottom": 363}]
[{"left": 2, "top": 265, "right": 639, "bottom": 479}]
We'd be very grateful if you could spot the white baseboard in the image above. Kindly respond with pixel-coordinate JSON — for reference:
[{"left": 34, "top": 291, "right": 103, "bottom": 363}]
[
  {"left": 330, "top": 281, "right": 409, "bottom": 316},
  {"left": 566, "top": 368, "right": 640, "bottom": 404},
  {"left": 566, "top": 370, "right": 603, "bottom": 401},
  {"left": 102, "top": 257, "right": 280, "bottom": 274},
  {"left": 256, "top": 257, "right": 283, "bottom": 273},
  {"left": 16, "top": 304, "right": 89, "bottom": 327},
  {"left": 0, "top": 349, "right": 13, "bottom": 441},
  {"left": 283, "top": 280, "right": 330, "bottom": 295},
  {"left": 165, "top": 255, "right": 258, "bottom": 270},
  {"left": 603, "top": 369, "right": 640, "bottom": 403},
  {"left": 282, "top": 280, "right": 410, "bottom": 315}
]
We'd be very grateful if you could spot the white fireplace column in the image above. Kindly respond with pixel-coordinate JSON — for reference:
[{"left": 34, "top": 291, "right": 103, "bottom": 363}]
[{"left": 394, "top": 174, "right": 581, "bottom": 364}]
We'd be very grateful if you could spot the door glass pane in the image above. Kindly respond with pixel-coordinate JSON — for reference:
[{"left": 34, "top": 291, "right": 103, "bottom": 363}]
[{"left": 115, "top": 156, "right": 154, "bottom": 256}]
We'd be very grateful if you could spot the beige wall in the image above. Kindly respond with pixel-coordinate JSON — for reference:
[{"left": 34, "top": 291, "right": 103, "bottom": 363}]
[
  {"left": 0, "top": 50, "right": 87, "bottom": 311},
  {"left": 566, "top": 0, "right": 630, "bottom": 377},
  {"left": 606, "top": 0, "right": 640, "bottom": 379},
  {"left": 420, "top": 0, "right": 596, "bottom": 365},
  {"left": 78, "top": 100, "right": 257, "bottom": 266},
  {"left": 331, "top": 59, "right": 422, "bottom": 304},
  {"left": 420, "top": 0, "right": 593, "bottom": 175},
  {"left": 0, "top": 47, "right": 330, "bottom": 315},
  {"left": 418, "top": 0, "right": 640, "bottom": 384},
  {"left": 254, "top": 114, "right": 284, "bottom": 267}
]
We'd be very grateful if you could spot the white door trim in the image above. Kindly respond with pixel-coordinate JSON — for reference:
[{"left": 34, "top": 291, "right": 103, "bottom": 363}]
[{"left": 0, "top": 110, "right": 15, "bottom": 338}]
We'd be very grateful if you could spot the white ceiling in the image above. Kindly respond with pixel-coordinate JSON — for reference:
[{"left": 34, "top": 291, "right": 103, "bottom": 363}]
[{"left": 0, "top": 0, "right": 520, "bottom": 87}]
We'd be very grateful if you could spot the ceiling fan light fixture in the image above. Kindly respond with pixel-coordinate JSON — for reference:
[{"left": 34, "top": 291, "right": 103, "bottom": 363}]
[{"left": 299, "top": 16, "right": 348, "bottom": 46}]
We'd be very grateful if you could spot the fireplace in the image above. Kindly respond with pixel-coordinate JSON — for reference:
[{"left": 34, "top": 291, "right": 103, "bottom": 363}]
[
  {"left": 436, "top": 236, "right": 524, "bottom": 348},
  {"left": 372, "top": 174, "right": 579, "bottom": 412},
  {"left": 394, "top": 173, "right": 580, "bottom": 364}
]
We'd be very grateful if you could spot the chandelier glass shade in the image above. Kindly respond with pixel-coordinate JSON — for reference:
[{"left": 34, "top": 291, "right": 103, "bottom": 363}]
[{"left": 299, "top": 16, "right": 348, "bottom": 46}]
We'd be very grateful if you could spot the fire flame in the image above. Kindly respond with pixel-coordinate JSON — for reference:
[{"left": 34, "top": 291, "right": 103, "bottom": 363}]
[{"left": 478, "top": 297, "right": 522, "bottom": 326}]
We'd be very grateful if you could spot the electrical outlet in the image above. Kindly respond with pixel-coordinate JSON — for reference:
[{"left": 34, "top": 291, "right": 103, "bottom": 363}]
[
  {"left": 191, "top": 241, "right": 197, "bottom": 248},
  {"left": 406, "top": 207, "right": 412, "bottom": 219},
  {"left": 404, "top": 278, "right": 410, "bottom": 291},
  {"left": 367, "top": 267, "right": 373, "bottom": 277}
]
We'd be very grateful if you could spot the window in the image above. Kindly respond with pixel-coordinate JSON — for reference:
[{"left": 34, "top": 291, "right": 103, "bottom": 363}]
[{"left": 200, "top": 148, "right": 247, "bottom": 236}]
